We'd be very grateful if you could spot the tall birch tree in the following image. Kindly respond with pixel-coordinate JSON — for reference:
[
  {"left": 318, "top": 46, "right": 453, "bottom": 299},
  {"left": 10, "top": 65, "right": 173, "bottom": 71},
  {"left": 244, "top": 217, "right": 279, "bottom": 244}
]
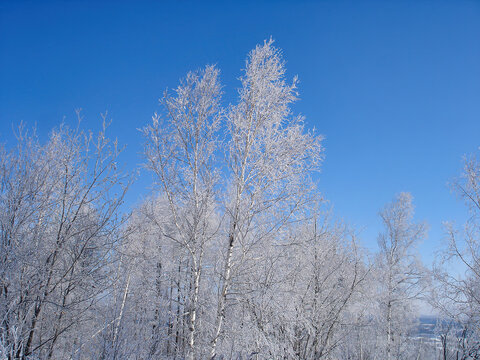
[
  {"left": 375, "top": 192, "right": 427, "bottom": 360},
  {"left": 433, "top": 153, "right": 480, "bottom": 359},
  {"left": 209, "top": 39, "right": 323, "bottom": 359},
  {"left": 142, "top": 65, "right": 222, "bottom": 360}
]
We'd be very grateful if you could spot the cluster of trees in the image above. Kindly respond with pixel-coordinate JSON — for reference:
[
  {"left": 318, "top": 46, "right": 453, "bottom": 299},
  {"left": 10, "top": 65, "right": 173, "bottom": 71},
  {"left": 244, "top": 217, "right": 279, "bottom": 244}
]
[{"left": 0, "top": 40, "right": 479, "bottom": 359}]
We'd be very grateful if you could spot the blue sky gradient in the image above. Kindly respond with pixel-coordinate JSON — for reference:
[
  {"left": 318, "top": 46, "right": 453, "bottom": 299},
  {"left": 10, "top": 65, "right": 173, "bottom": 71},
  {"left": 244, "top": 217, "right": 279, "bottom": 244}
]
[{"left": 1, "top": 0, "right": 479, "bottom": 264}]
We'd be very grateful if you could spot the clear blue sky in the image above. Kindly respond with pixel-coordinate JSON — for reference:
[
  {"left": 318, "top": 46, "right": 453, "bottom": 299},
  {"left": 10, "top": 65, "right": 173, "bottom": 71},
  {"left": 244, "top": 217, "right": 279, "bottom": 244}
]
[{"left": 1, "top": 0, "right": 479, "bottom": 263}]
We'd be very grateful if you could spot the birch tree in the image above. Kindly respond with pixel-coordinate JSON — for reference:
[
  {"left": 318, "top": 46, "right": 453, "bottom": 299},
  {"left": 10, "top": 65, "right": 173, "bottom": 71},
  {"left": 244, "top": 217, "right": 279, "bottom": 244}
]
[
  {"left": 142, "top": 65, "right": 222, "bottom": 360},
  {"left": 292, "top": 219, "right": 368, "bottom": 359},
  {"left": 433, "top": 153, "right": 480, "bottom": 359},
  {"left": 374, "top": 192, "right": 427, "bottom": 360},
  {"left": 209, "top": 39, "right": 323, "bottom": 359},
  {"left": 0, "top": 117, "right": 130, "bottom": 359}
]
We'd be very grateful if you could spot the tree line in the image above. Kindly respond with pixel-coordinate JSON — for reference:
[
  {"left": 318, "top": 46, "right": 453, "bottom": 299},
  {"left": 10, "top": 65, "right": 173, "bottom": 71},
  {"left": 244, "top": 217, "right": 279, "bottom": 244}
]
[{"left": 0, "top": 40, "right": 479, "bottom": 360}]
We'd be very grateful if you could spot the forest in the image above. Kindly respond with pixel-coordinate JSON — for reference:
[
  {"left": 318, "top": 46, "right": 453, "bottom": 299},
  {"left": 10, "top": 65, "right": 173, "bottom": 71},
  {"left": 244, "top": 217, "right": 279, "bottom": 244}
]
[{"left": 0, "top": 40, "right": 479, "bottom": 360}]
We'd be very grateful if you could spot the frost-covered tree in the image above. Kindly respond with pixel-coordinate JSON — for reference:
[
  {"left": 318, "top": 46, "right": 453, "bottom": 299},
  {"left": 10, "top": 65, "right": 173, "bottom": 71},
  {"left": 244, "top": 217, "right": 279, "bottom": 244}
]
[
  {"left": 284, "top": 217, "right": 368, "bottom": 359},
  {"left": 433, "top": 153, "right": 480, "bottom": 359},
  {"left": 373, "top": 193, "right": 427, "bottom": 360},
  {"left": 0, "top": 117, "right": 130, "bottom": 359},
  {"left": 209, "top": 39, "right": 323, "bottom": 359},
  {"left": 141, "top": 65, "right": 222, "bottom": 360}
]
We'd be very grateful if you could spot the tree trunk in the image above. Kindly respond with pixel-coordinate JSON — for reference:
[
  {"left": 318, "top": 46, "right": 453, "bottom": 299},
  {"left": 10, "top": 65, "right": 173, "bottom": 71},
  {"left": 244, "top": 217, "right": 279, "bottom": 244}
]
[{"left": 209, "top": 229, "right": 235, "bottom": 359}]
